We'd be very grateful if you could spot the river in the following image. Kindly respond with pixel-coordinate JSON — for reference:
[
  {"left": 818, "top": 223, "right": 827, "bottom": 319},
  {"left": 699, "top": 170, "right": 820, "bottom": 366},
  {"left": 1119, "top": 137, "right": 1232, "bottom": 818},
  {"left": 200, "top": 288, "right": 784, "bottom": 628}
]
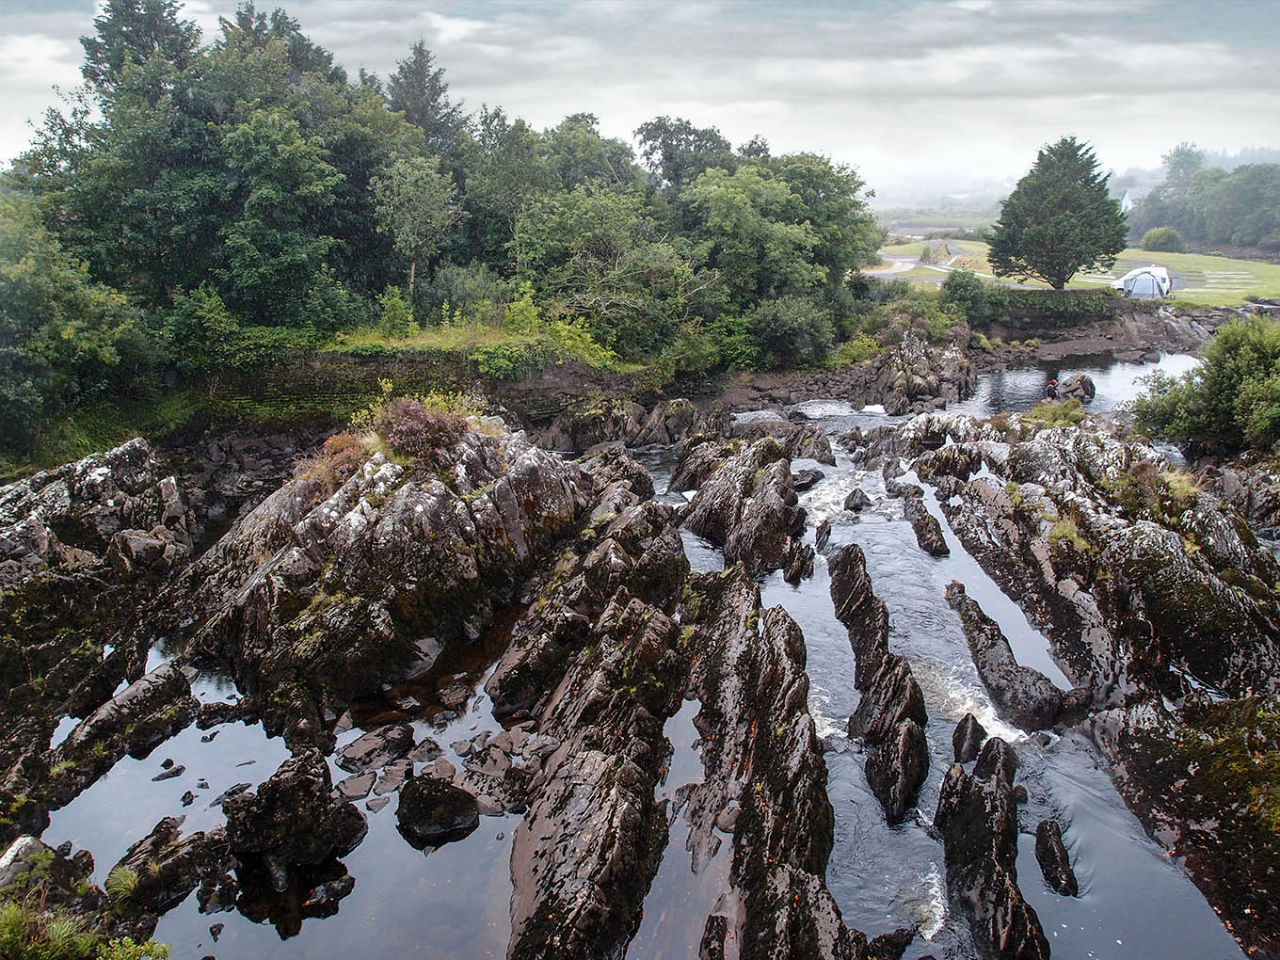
[{"left": 41, "top": 351, "right": 1245, "bottom": 959}]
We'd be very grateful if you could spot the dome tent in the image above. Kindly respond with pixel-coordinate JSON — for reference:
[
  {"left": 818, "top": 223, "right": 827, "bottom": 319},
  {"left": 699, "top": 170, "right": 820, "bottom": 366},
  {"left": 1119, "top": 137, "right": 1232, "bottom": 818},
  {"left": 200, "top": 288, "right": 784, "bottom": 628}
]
[{"left": 1112, "top": 265, "right": 1172, "bottom": 299}]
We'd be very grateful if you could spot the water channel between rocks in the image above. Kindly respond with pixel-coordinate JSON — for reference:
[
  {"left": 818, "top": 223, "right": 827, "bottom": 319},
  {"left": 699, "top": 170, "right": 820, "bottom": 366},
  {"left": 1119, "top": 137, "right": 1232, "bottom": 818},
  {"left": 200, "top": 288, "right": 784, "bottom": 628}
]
[{"left": 40, "top": 352, "right": 1248, "bottom": 959}]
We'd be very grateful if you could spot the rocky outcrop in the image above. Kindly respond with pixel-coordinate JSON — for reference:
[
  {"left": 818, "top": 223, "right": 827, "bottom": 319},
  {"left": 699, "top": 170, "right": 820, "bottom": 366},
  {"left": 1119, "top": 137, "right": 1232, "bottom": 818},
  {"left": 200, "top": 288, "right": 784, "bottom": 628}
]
[
  {"left": 1033, "top": 820, "right": 1078, "bottom": 897},
  {"left": 530, "top": 397, "right": 728, "bottom": 453},
  {"left": 224, "top": 749, "right": 366, "bottom": 884},
  {"left": 679, "top": 568, "right": 866, "bottom": 960},
  {"left": 167, "top": 423, "right": 592, "bottom": 744},
  {"left": 396, "top": 775, "right": 480, "bottom": 847},
  {"left": 828, "top": 544, "right": 929, "bottom": 823},
  {"left": 903, "top": 498, "right": 949, "bottom": 557},
  {"left": 935, "top": 739, "right": 1049, "bottom": 960},
  {"left": 730, "top": 417, "right": 837, "bottom": 465},
  {"left": 1056, "top": 373, "right": 1096, "bottom": 401},
  {"left": 875, "top": 330, "right": 975, "bottom": 416},
  {"left": 682, "top": 437, "right": 806, "bottom": 577},
  {"left": 945, "top": 583, "right": 1071, "bottom": 731},
  {"left": 953, "top": 713, "right": 987, "bottom": 763},
  {"left": 111, "top": 817, "right": 229, "bottom": 921}
]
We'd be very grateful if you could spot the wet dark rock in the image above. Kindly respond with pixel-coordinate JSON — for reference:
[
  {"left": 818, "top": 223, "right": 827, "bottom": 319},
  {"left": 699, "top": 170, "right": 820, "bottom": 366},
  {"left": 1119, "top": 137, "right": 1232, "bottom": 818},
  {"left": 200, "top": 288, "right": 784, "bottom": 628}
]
[
  {"left": 914, "top": 443, "right": 986, "bottom": 484},
  {"left": 181, "top": 790, "right": 195, "bottom": 807},
  {"left": 396, "top": 775, "right": 480, "bottom": 847},
  {"left": 828, "top": 543, "right": 893, "bottom": 688},
  {"left": 334, "top": 723, "right": 413, "bottom": 773},
  {"left": 1034, "top": 820, "right": 1078, "bottom": 897},
  {"left": 682, "top": 437, "right": 805, "bottom": 577},
  {"left": 667, "top": 436, "right": 739, "bottom": 493},
  {"left": 973, "top": 737, "right": 1020, "bottom": 786},
  {"left": 864, "top": 719, "right": 929, "bottom": 824},
  {"left": 953, "top": 713, "right": 987, "bottom": 763},
  {"left": 795, "top": 467, "right": 826, "bottom": 491},
  {"left": 935, "top": 738, "right": 1049, "bottom": 960},
  {"left": 867, "top": 927, "right": 915, "bottom": 960},
  {"left": 678, "top": 569, "right": 865, "bottom": 960},
  {"left": 903, "top": 498, "right": 949, "bottom": 557},
  {"left": 945, "top": 582, "right": 1066, "bottom": 730},
  {"left": 224, "top": 749, "right": 366, "bottom": 872},
  {"left": 783, "top": 539, "right": 816, "bottom": 585},
  {"left": 152, "top": 764, "right": 185, "bottom": 782},
  {"left": 815, "top": 519, "right": 833, "bottom": 553},
  {"left": 700, "top": 914, "right": 729, "bottom": 960},
  {"left": 730, "top": 417, "right": 837, "bottom": 465},
  {"left": 112, "top": 816, "right": 229, "bottom": 917},
  {"left": 210, "top": 783, "right": 251, "bottom": 807},
  {"left": 848, "top": 656, "right": 928, "bottom": 745},
  {"left": 844, "top": 488, "right": 872, "bottom": 512}
]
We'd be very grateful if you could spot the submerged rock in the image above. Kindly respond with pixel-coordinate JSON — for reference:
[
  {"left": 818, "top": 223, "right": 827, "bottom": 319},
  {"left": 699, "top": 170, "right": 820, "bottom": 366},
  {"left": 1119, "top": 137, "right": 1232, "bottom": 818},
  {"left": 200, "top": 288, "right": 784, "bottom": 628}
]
[
  {"left": 935, "top": 739, "right": 1049, "bottom": 960},
  {"left": 903, "top": 498, "right": 949, "bottom": 557},
  {"left": 1034, "top": 820, "right": 1078, "bottom": 897}
]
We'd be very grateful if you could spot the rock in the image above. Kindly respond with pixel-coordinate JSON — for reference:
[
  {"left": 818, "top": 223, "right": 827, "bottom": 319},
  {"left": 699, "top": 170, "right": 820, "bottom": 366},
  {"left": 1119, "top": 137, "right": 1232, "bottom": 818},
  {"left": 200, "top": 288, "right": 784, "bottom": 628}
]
[
  {"left": 814, "top": 519, "right": 832, "bottom": 553},
  {"left": 794, "top": 468, "right": 826, "bottom": 492},
  {"left": 334, "top": 771, "right": 375, "bottom": 801},
  {"left": 844, "top": 488, "right": 872, "bottom": 512},
  {"left": 334, "top": 724, "right": 414, "bottom": 773},
  {"left": 868, "top": 927, "right": 915, "bottom": 960},
  {"left": 953, "top": 713, "right": 987, "bottom": 763},
  {"left": 935, "top": 739, "right": 1049, "bottom": 960},
  {"left": 730, "top": 418, "right": 837, "bottom": 465},
  {"left": 864, "top": 719, "right": 929, "bottom": 824},
  {"left": 973, "top": 737, "right": 1020, "bottom": 787},
  {"left": 112, "top": 817, "right": 229, "bottom": 916},
  {"left": 945, "top": 583, "right": 1066, "bottom": 730},
  {"left": 848, "top": 655, "right": 928, "bottom": 744},
  {"left": 828, "top": 543, "right": 893, "bottom": 687},
  {"left": 396, "top": 775, "right": 480, "bottom": 848},
  {"left": 903, "top": 499, "right": 949, "bottom": 557},
  {"left": 1057, "top": 373, "right": 1096, "bottom": 401},
  {"left": 1034, "top": 820, "right": 1078, "bottom": 897},
  {"left": 783, "top": 539, "right": 815, "bottom": 585},
  {"left": 224, "top": 749, "right": 367, "bottom": 871},
  {"left": 682, "top": 438, "right": 805, "bottom": 577}
]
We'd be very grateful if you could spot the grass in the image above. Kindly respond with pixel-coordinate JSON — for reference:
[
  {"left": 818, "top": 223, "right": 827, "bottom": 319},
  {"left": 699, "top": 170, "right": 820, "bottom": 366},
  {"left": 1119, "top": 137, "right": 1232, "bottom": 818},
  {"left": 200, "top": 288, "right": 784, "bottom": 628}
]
[
  {"left": 875, "top": 238, "right": 1280, "bottom": 305},
  {"left": 323, "top": 321, "right": 535, "bottom": 354}
]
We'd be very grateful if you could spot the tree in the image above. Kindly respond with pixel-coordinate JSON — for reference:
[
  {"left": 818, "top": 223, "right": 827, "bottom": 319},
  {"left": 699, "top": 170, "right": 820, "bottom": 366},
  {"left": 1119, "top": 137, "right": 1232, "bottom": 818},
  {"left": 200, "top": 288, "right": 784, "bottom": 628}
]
[
  {"left": 371, "top": 156, "right": 462, "bottom": 293},
  {"left": 81, "top": 0, "right": 200, "bottom": 102},
  {"left": 386, "top": 40, "right": 466, "bottom": 160},
  {"left": 634, "top": 116, "right": 735, "bottom": 194},
  {"left": 988, "top": 136, "right": 1126, "bottom": 290}
]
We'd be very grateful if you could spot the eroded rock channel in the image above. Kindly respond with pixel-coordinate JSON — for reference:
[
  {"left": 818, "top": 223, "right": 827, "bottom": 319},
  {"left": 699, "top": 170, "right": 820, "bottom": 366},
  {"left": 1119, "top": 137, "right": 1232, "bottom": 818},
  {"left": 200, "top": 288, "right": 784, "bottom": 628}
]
[{"left": 2, "top": 355, "right": 1277, "bottom": 959}]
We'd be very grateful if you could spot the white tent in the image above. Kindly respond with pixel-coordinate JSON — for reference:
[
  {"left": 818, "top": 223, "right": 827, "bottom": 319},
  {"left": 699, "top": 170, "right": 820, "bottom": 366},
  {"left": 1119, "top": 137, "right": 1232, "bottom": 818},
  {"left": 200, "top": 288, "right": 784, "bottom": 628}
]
[{"left": 1112, "top": 265, "right": 1172, "bottom": 299}]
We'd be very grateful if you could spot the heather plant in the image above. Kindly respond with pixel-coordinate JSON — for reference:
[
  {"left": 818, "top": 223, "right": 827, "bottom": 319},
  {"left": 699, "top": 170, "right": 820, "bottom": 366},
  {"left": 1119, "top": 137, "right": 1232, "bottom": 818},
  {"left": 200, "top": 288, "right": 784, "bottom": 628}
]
[{"left": 374, "top": 398, "right": 467, "bottom": 462}]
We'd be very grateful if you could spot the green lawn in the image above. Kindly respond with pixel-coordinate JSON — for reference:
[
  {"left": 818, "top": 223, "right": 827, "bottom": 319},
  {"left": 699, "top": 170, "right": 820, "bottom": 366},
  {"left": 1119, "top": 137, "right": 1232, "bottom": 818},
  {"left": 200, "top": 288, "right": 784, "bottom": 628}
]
[{"left": 874, "top": 241, "right": 1280, "bottom": 305}]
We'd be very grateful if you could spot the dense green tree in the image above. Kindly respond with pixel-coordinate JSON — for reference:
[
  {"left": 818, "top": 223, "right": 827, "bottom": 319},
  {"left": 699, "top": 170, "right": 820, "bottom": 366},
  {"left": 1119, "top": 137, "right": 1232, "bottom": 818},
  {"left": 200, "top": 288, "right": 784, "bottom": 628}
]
[
  {"left": 988, "top": 136, "right": 1127, "bottom": 290},
  {"left": 634, "top": 116, "right": 735, "bottom": 194},
  {"left": 371, "top": 156, "right": 461, "bottom": 293},
  {"left": 0, "top": 195, "right": 148, "bottom": 440},
  {"left": 217, "top": 109, "right": 343, "bottom": 322},
  {"left": 461, "top": 107, "right": 556, "bottom": 263},
  {"left": 1135, "top": 318, "right": 1280, "bottom": 451},
  {"left": 682, "top": 164, "right": 823, "bottom": 309},
  {"left": 80, "top": 0, "right": 200, "bottom": 101},
  {"left": 385, "top": 40, "right": 466, "bottom": 161},
  {"left": 540, "top": 114, "right": 638, "bottom": 192}
]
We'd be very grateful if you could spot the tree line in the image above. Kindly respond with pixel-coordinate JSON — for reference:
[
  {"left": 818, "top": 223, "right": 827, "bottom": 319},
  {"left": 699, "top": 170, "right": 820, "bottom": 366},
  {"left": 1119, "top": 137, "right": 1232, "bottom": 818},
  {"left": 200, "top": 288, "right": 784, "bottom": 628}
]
[
  {"left": 1, "top": 0, "right": 885, "bottom": 447},
  {"left": 1129, "top": 143, "right": 1280, "bottom": 251}
]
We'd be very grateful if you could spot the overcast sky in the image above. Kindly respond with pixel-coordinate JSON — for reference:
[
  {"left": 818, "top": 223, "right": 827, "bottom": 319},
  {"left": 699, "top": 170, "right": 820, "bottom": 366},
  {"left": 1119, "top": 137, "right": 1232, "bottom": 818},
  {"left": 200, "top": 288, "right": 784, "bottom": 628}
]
[{"left": 1, "top": 0, "right": 1277, "bottom": 202}]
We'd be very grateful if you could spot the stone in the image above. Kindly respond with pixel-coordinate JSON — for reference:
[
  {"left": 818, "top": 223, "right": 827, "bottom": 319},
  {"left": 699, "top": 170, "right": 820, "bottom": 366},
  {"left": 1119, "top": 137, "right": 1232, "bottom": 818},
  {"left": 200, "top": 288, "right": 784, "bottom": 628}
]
[
  {"left": 335, "top": 724, "right": 414, "bottom": 773},
  {"left": 953, "top": 713, "right": 987, "bottom": 763},
  {"left": 396, "top": 775, "right": 480, "bottom": 848},
  {"left": 844, "top": 488, "right": 872, "bottom": 512},
  {"left": 903, "top": 498, "right": 949, "bottom": 557},
  {"left": 1034, "top": 820, "right": 1078, "bottom": 897},
  {"left": 864, "top": 719, "right": 929, "bottom": 824}
]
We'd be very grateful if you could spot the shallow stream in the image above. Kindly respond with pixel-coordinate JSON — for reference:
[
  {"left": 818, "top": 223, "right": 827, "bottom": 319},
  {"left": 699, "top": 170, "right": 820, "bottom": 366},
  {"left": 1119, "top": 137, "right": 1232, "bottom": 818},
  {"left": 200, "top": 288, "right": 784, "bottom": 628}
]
[{"left": 41, "top": 353, "right": 1247, "bottom": 959}]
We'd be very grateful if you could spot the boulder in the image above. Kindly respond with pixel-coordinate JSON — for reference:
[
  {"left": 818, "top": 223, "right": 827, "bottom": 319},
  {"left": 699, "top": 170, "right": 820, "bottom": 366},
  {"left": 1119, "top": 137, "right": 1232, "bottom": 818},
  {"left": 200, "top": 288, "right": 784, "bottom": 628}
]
[
  {"left": 903, "top": 499, "right": 949, "bottom": 557},
  {"left": 396, "top": 775, "right": 480, "bottom": 848},
  {"left": 1034, "top": 820, "right": 1078, "bottom": 897},
  {"left": 334, "top": 723, "right": 414, "bottom": 773},
  {"left": 844, "top": 488, "right": 872, "bottom": 512},
  {"left": 864, "top": 719, "right": 929, "bottom": 824},
  {"left": 953, "top": 713, "right": 987, "bottom": 764}
]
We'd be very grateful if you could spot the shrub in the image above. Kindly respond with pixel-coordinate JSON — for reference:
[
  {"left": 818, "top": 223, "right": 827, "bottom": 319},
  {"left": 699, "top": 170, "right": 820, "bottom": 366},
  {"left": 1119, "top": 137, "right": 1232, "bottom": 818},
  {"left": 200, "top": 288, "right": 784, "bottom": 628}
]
[
  {"left": 747, "top": 296, "right": 835, "bottom": 369},
  {"left": 940, "top": 269, "right": 988, "bottom": 324},
  {"left": 377, "top": 287, "right": 415, "bottom": 339},
  {"left": 826, "top": 333, "right": 880, "bottom": 368},
  {"left": 374, "top": 398, "right": 467, "bottom": 461},
  {"left": 1141, "top": 226, "right": 1187, "bottom": 253},
  {"left": 1134, "top": 318, "right": 1280, "bottom": 451},
  {"left": 322, "top": 432, "right": 367, "bottom": 486}
]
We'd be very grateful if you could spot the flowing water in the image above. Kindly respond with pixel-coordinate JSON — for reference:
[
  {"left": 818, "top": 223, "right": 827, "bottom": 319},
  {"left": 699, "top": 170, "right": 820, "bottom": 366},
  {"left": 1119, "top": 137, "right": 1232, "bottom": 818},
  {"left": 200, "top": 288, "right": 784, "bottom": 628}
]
[{"left": 39, "top": 353, "right": 1247, "bottom": 959}]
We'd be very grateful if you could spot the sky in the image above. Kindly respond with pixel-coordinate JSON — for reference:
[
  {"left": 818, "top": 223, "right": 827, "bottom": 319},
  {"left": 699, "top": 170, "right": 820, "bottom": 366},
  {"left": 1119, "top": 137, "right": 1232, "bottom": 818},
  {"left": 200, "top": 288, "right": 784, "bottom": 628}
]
[{"left": 1, "top": 0, "right": 1277, "bottom": 203}]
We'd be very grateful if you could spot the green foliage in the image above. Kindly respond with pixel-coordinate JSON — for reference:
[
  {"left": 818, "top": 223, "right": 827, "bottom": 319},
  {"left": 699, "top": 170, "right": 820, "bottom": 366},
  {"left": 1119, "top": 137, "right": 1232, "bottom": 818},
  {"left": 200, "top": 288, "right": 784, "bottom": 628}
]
[
  {"left": 104, "top": 866, "right": 138, "bottom": 905},
  {"left": 825, "top": 334, "right": 880, "bottom": 367},
  {"left": 939, "top": 269, "right": 988, "bottom": 324},
  {"left": 371, "top": 155, "right": 461, "bottom": 291},
  {"left": 1141, "top": 226, "right": 1187, "bottom": 253},
  {"left": 0, "top": 193, "right": 149, "bottom": 447},
  {"left": 98, "top": 938, "right": 171, "bottom": 960},
  {"left": 1134, "top": 317, "right": 1280, "bottom": 451},
  {"left": 988, "top": 136, "right": 1127, "bottom": 290},
  {"left": 377, "top": 286, "right": 415, "bottom": 338},
  {"left": 1022, "top": 397, "right": 1086, "bottom": 429},
  {"left": 1048, "top": 518, "right": 1092, "bottom": 555},
  {"left": 746, "top": 296, "right": 834, "bottom": 369}
]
